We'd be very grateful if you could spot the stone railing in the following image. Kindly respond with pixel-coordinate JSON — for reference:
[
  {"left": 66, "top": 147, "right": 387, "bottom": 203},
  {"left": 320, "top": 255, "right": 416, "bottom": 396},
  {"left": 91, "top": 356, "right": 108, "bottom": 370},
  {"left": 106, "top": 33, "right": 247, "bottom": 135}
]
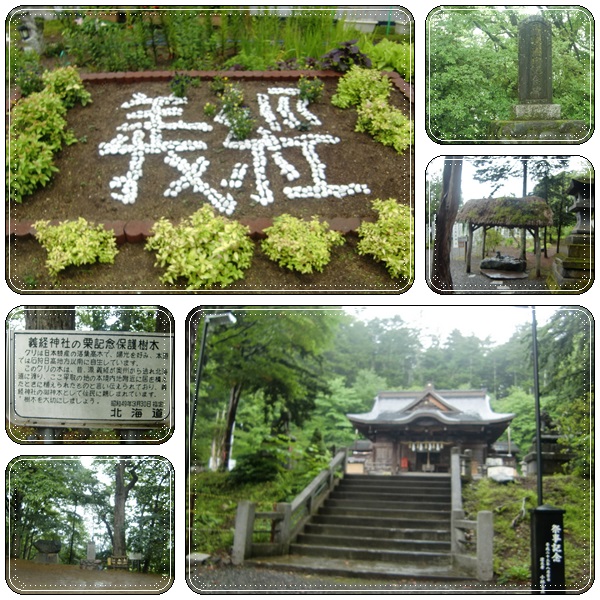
[
  {"left": 231, "top": 448, "right": 347, "bottom": 565},
  {"left": 450, "top": 447, "right": 494, "bottom": 581}
]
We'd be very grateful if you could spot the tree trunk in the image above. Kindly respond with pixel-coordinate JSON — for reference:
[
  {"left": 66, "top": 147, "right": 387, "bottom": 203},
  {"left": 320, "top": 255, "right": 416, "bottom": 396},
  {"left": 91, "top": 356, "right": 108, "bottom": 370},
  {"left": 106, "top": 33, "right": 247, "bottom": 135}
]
[
  {"left": 24, "top": 306, "right": 76, "bottom": 330},
  {"left": 113, "top": 459, "right": 138, "bottom": 557},
  {"left": 24, "top": 307, "right": 76, "bottom": 443},
  {"left": 219, "top": 383, "right": 243, "bottom": 471},
  {"left": 431, "top": 157, "right": 463, "bottom": 293}
]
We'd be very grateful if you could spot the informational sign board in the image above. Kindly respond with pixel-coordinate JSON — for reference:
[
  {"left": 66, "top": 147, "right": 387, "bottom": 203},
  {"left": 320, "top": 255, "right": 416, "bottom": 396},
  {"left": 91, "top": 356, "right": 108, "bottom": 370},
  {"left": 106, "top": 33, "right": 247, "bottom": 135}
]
[{"left": 8, "top": 330, "right": 173, "bottom": 429}]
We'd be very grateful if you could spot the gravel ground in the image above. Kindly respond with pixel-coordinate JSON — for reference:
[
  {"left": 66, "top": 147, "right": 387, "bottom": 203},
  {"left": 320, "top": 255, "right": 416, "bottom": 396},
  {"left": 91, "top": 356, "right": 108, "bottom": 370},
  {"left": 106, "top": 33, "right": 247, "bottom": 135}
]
[{"left": 187, "top": 564, "right": 529, "bottom": 595}]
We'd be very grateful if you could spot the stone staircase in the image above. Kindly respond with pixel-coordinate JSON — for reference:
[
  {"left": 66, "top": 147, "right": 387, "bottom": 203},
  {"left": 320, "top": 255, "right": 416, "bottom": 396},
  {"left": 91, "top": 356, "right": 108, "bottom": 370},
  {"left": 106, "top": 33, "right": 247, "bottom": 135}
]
[{"left": 248, "top": 473, "right": 473, "bottom": 581}]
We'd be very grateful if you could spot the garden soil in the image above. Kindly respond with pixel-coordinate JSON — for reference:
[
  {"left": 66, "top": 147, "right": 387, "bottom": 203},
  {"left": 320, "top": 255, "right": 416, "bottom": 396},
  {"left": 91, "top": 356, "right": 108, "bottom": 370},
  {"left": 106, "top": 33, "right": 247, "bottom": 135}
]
[
  {"left": 6, "top": 559, "right": 172, "bottom": 594},
  {"left": 6, "top": 77, "right": 413, "bottom": 293}
]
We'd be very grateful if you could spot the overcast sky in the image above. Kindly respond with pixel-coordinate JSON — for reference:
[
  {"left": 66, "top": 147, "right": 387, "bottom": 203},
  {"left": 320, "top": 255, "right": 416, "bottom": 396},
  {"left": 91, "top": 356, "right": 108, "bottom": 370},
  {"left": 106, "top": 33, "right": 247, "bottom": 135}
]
[
  {"left": 343, "top": 305, "right": 569, "bottom": 347},
  {"left": 427, "top": 156, "right": 592, "bottom": 201}
]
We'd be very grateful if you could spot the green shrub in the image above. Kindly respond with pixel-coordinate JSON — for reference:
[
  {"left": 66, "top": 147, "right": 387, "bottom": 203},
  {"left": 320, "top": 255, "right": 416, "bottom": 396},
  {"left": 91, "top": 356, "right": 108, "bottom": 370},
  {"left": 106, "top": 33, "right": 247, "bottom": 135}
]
[
  {"left": 357, "top": 198, "right": 413, "bottom": 280},
  {"left": 360, "top": 38, "right": 414, "bottom": 81},
  {"left": 7, "top": 134, "right": 59, "bottom": 203},
  {"left": 8, "top": 47, "right": 44, "bottom": 96},
  {"left": 297, "top": 75, "right": 324, "bottom": 103},
  {"left": 169, "top": 72, "right": 200, "bottom": 98},
  {"left": 331, "top": 65, "right": 391, "bottom": 109},
  {"left": 41, "top": 66, "right": 92, "bottom": 108},
  {"left": 145, "top": 205, "right": 254, "bottom": 290},
  {"left": 10, "top": 89, "right": 75, "bottom": 152},
  {"left": 356, "top": 97, "right": 413, "bottom": 154},
  {"left": 261, "top": 214, "right": 345, "bottom": 274},
  {"left": 33, "top": 218, "right": 119, "bottom": 279}
]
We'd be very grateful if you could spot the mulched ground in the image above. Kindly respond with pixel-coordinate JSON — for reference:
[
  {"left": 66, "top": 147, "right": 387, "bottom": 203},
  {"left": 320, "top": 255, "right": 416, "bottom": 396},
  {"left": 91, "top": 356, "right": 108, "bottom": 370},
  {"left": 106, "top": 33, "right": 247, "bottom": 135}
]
[{"left": 6, "top": 75, "right": 413, "bottom": 293}]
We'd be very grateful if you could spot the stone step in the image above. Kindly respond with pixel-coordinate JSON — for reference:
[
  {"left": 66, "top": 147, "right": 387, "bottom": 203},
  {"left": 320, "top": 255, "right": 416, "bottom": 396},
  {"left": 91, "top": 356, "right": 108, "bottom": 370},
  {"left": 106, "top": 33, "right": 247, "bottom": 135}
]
[
  {"left": 290, "top": 542, "right": 453, "bottom": 566},
  {"left": 304, "top": 522, "right": 451, "bottom": 541},
  {"left": 324, "top": 497, "right": 451, "bottom": 511},
  {"left": 246, "top": 554, "right": 476, "bottom": 584},
  {"left": 310, "top": 513, "right": 451, "bottom": 531},
  {"left": 318, "top": 505, "right": 451, "bottom": 521},
  {"left": 338, "top": 478, "right": 451, "bottom": 491},
  {"left": 296, "top": 532, "right": 451, "bottom": 553},
  {"left": 330, "top": 489, "right": 451, "bottom": 503}
]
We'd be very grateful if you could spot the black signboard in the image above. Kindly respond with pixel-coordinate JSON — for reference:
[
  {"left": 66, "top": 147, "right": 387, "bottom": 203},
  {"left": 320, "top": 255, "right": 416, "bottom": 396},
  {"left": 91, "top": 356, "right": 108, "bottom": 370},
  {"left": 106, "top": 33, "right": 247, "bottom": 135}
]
[{"left": 531, "top": 505, "right": 566, "bottom": 593}]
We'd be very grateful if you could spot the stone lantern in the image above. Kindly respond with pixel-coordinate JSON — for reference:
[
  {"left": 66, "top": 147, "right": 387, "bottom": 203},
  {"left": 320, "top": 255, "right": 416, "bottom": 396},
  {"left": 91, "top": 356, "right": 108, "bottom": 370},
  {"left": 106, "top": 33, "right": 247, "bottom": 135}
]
[{"left": 548, "top": 177, "right": 594, "bottom": 292}]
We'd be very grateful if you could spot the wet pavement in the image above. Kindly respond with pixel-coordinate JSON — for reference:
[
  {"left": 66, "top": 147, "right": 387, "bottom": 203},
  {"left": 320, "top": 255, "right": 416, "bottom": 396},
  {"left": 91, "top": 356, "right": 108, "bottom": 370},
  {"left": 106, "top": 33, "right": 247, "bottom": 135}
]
[{"left": 6, "top": 559, "right": 172, "bottom": 594}]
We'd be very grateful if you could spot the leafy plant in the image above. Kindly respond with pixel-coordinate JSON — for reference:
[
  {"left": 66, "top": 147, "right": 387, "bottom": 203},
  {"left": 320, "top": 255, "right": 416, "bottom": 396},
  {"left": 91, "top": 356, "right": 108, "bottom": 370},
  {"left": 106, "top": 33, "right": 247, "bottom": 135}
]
[
  {"left": 145, "top": 205, "right": 254, "bottom": 289},
  {"left": 33, "top": 217, "right": 119, "bottom": 279},
  {"left": 356, "top": 97, "right": 413, "bottom": 154},
  {"left": 41, "top": 66, "right": 92, "bottom": 108},
  {"left": 297, "top": 75, "right": 324, "bottom": 104},
  {"left": 63, "top": 16, "right": 152, "bottom": 72},
  {"left": 209, "top": 75, "right": 229, "bottom": 96},
  {"left": 203, "top": 102, "right": 218, "bottom": 117},
  {"left": 8, "top": 47, "right": 44, "bottom": 96},
  {"left": 357, "top": 198, "right": 413, "bottom": 280},
  {"left": 360, "top": 38, "right": 414, "bottom": 81},
  {"left": 261, "top": 214, "right": 345, "bottom": 274},
  {"left": 320, "top": 39, "right": 372, "bottom": 73},
  {"left": 331, "top": 65, "right": 392, "bottom": 109},
  {"left": 170, "top": 72, "right": 201, "bottom": 98},
  {"left": 226, "top": 106, "right": 256, "bottom": 141},
  {"left": 10, "top": 88, "right": 76, "bottom": 152},
  {"left": 7, "top": 134, "right": 59, "bottom": 203}
]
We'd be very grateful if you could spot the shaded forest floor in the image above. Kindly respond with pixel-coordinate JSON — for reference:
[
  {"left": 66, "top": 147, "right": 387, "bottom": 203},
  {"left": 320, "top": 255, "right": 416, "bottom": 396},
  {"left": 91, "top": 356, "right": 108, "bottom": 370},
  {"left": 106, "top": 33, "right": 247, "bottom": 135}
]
[{"left": 6, "top": 559, "right": 172, "bottom": 594}]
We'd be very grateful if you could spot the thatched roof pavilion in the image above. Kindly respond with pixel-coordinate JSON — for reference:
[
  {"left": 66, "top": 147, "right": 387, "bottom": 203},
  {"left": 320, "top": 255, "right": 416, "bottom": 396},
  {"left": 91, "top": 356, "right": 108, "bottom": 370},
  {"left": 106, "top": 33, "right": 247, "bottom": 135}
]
[{"left": 456, "top": 196, "right": 553, "bottom": 277}]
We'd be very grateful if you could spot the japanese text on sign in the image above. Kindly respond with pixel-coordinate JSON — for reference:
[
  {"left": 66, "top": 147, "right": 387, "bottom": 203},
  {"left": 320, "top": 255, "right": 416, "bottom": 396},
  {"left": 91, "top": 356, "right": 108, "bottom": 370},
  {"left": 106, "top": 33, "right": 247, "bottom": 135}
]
[{"left": 9, "top": 331, "right": 173, "bottom": 428}]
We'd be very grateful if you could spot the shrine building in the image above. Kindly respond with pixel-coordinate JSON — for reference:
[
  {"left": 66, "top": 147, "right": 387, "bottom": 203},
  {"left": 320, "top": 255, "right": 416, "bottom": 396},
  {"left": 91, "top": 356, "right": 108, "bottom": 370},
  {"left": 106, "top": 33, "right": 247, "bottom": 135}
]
[{"left": 346, "top": 384, "right": 515, "bottom": 476}]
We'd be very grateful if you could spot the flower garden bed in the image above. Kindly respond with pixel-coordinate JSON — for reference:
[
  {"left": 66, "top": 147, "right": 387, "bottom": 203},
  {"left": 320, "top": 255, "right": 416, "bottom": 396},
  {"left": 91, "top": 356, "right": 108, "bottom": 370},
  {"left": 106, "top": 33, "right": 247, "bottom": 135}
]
[{"left": 6, "top": 70, "right": 413, "bottom": 293}]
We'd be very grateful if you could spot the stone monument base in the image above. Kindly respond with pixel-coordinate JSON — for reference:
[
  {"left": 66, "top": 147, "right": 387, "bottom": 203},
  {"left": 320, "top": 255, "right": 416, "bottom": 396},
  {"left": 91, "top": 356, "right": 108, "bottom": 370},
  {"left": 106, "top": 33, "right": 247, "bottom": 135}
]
[
  {"left": 490, "top": 119, "right": 588, "bottom": 143},
  {"left": 34, "top": 552, "right": 60, "bottom": 564},
  {"left": 513, "top": 103, "right": 561, "bottom": 119},
  {"left": 547, "top": 232, "right": 594, "bottom": 293}
]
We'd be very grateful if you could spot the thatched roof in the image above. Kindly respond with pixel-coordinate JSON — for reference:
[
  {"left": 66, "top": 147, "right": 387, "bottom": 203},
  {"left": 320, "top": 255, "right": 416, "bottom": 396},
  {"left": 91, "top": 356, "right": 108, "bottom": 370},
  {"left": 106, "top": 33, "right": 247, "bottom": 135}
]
[{"left": 456, "top": 196, "right": 553, "bottom": 228}]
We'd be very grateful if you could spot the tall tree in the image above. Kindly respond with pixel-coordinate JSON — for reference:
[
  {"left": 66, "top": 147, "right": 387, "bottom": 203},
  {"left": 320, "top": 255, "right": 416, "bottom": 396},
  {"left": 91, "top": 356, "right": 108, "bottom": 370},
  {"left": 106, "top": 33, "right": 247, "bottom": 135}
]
[
  {"left": 430, "top": 157, "right": 462, "bottom": 293},
  {"left": 193, "top": 309, "right": 339, "bottom": 470},
  {"left": 112, "top": 458, "right": 138, "bottom": 558}
]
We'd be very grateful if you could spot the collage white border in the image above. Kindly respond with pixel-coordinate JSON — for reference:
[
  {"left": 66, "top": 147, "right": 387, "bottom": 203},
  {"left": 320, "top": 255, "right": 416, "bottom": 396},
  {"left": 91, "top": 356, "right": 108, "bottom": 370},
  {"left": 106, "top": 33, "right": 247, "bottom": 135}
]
[{"left": 2, "top": 1, "right": 596, "bottom": 598}]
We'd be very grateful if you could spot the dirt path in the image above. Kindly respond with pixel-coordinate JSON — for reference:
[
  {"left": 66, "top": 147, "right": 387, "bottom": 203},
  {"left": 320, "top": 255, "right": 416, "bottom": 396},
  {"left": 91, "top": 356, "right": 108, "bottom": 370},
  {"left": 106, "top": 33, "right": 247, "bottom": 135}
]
[{"left": 6, "top": 559, "right": 172, "bottom": 594}]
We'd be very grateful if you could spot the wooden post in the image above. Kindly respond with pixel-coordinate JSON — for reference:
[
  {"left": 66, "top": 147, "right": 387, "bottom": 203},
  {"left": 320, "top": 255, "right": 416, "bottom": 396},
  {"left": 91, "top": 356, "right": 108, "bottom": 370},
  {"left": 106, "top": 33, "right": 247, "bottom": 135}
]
[
  {"left": 534, "top": 226, "right": 542, "bottom": 277},
  {"left": 466, "top": 224, "right": 474, "bottom": 273}
]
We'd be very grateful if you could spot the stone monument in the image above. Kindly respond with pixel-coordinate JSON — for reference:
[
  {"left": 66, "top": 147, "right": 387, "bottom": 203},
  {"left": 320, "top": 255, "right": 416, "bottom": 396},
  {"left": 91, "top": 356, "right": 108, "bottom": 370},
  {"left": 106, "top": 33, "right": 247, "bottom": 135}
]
[
  {"left": 33, "top": 539, "right": 61, "bottom": 564},
  {"left": 490, "top": 15, "right": 588, "bottom": 143},
  {"left": 547, "top": 176, "right": 595, "bottom": 292}
]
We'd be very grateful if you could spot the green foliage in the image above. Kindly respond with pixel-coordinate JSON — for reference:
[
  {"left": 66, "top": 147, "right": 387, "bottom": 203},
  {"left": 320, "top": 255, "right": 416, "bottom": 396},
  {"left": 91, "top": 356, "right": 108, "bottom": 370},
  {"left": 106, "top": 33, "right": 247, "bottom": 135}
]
[
  {"left": 63, "top": 16, "right": 152, "bottom": 72},
  {"left": 169, "top": 72, "right": 199, "bottom": 98},
  {"left": 427, "top": 7, "right": 592, "bottom": 141},
  {"left": 357, "top": 198, "right": 413, "bottom": 280},
  {"left": 219, "top": 83, "right": 255, "bottom": 140},
  {"left": 331, "top": 65, "right": 392, "bottom": 109},
  {"left": 297, "top": 75, "right": 324, "bottom": 103},
  {"left": 33, "top": 217, "right": 119, "bottom": 279},
  {"left": 10, "top": 89, "right": 74, "bottom": 152},
  {"left": 261, "top": 214, "right": 345, "bottom": 274},
  {"left": 356, "top": 97, "right": 413, "bottom": 154},
  {"left": 145, "top": 205, "right": 254, "bottom": 289},
  {"left": 41, "top": 66, "right": 92, "bottom": 108},
  {"left": 8, "top": 47, "right": 45, "bottom": 96},
  {"left": 359, "top": 37, "right": 414, "bottom": 80},
  {"left": 7, "top": 133, "right": 59, "bottom": 204},
  {"left": 8, "top": 82, "right": 83, "bottom": 203},
  {"left": 229, "top": 434, "right": 293, "bottom": 485},
  {"left": 203, "top": 102, "right": 218, "bottom": 117},
  {"left": 161, "top": 10, "right": 216, "bottom": 70},
  {"left": 463, "top": 475, "right": 592, "bottom": 587},
  {"left": 209, "top": 75, "right": 228, "bottom": 96}
]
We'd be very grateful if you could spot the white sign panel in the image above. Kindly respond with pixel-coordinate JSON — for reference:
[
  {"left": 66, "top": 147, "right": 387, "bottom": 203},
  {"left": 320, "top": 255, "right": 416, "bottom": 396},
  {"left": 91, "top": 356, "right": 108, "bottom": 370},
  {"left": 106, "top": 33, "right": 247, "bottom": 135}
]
[{"left": 8, "top": 331, "right": 173, "bottom": 429}]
